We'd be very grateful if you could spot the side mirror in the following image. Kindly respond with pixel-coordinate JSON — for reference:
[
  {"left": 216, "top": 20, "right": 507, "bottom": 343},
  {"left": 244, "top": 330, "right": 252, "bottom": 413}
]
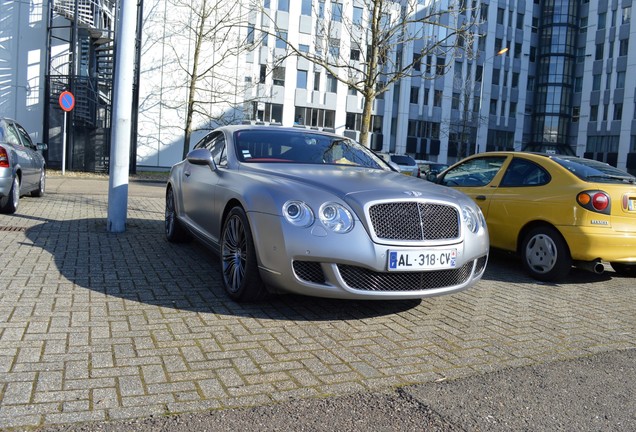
[
  {"left": 186, "top": 148, "right": 217, "bottom": 169},
  {"left": 37, "top": 143, "right": 48, "bottom": 151}
]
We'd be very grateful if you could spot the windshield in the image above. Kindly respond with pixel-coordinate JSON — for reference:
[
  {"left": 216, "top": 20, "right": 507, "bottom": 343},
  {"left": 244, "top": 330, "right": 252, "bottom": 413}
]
[
  {"left": 390, "top": 155, "right": 416, "bottom": 166},
  {"left": 235, "top": 129, "right": 389, "bottom": 170},
  {"left": 551, "top": 156, "right": 636, "bottom": 184}
]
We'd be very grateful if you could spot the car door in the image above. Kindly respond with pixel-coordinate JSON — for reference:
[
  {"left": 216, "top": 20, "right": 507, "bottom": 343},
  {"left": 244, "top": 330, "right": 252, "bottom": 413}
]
[
  {"left": 485, "top": 157, "right": 553, "bottom": 251},
  {"left": 3, "top": 122, "right": 33, "bottom": 184},
  {"left": 14, "top": 122, "right": 40, "bottom": 190},
  {"left": 180, "top": 131, "right": 226, "bottom": 242},
  {"left": 439, "top": 155, "right": 509, "bottom": 218}
]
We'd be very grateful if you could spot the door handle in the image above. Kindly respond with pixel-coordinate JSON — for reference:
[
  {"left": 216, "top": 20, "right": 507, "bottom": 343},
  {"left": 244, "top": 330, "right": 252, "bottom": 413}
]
[
  {"left": 184, "top": 170, "right": 191, "bottom": 177},
  {"left": 475, "top": 195, "right": 486, "bottom": 201}
]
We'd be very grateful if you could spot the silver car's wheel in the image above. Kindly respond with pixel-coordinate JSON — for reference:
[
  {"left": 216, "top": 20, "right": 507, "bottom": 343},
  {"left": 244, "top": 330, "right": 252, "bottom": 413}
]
[
  {"left": 165, "top": 187, "right": 190, "bottom": 242},
  {"left": 31, "top": 170, "right": 45, "bottom": 197},
  {"left": 521, "top": 226, "right": 571, "bottom": 282},
  {"left": 0, "top": 176, "right": 20, "bottom": 214},
  {"left": 221, "top": 207, "right": 267, "bottom": 302}
]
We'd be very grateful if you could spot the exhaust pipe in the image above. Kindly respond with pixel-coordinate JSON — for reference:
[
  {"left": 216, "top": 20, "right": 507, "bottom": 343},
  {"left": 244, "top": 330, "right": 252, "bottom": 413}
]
[{"left": 575, "top": 260, "right": 605, "bottom": 274}]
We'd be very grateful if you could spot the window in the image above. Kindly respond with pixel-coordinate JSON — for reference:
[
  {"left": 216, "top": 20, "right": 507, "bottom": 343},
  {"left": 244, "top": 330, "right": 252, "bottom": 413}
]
[
  {"left": 410, "top": 87, "right": 419, "bottom": 104},
  {"left": 414, "top": 54, "right": 423, "bottom": 71},
  {"left": 278, "top": 0, "right": 289, "bottom": 12},
  {"left": 617, "top": 71, "right": 626, "bottom": 89},
  {"left": 514, "top": 42, "right": 522, "bottom": 59},
  {"left": 623, "top": 6, "right": 631, "bottom": 24},
  {"left": 301, "top": 0, "right": 311, "bottom": 16},
  {"left": 497, "top": 7, "right": 504, "bottom": 24},
  {"left": 259, "top": 64, "right": 267, "bottom": 83},
  {"left": 492, "top": 68, "right": 500, "bottom": 85},
  {"left": 326, "top": 73, "right": 337, "bottom": 93},
  {"left": 516, "top": 13, "right": 524, "bottom": 29},
  {"left": 451, "top": 92, "right": 460, "bottom": 109},
  {"left": 329, "top": 38, "right": 340, "bottom": 58},
  {"left": 350, "top": 48, "right": 360, "bottom": 61},
  {"left": 580, "top": 16, "right": 588, "bottom": 33},
  {"left": 509, "top": 102, "right": 517, "bottom": 118},
  {"left": 261, "top": 31, "right": 268, "bottom": 47},
  {"left": 433, "top": 90, "right": 443, "bottom": 107},
  {"left": 246, "top": 24, "right": 255, "bottom": 44},
  {"left": 500, "top": 159, "right": 549, "bottom": 187},
  {"left": 276, "top": 31, "right": 287, "bottom": 49},
  {"left": 314, "top": 72, "right": 320, "bottom": 91},
  {"left": 619, "top": 39, "right": 629, "bottom": 56},
  {"left": 595, "top": 43, "right": 604, "bottom": 60},
  {"left": 273, "top": 67, "right": 285, "bottom": 86},
  {"left": 297, "top": 70, "right": 307, "bottom": 89},
  {"left": 299, "top": 44, "right": 310, "bottom": 53},
  {"left": 590, "top": 104, "right": 598, "bottom": 121},
  {"left": 318, "top": 0, "right": 324, "bottom": 18},
  {"left": 512, "top": 72, "right": 519, "bottom": 88},
  {"left": 572, "top": 106, "right": 580, "bottom": 122},
  {"left": 436, "top": 56, "right": 445, "bottom": 76},
  {"left": 598, "top": 12, "right": 606, "bottom": 30},
  {"left": 614, "top": 103, "right": 623, "bottom": 120},
  {"left": 263, "top": 0, "right": 270, "bottom": 8},
  {"left": 353, "top": 6, "right": 363, "bottom": 26},
  {"left": 574, "top": 77, "right": 583, "bottom": 92},
  {"left": 331, "top": 2, "right": 342, "bottom": 22},
  {"left": 490, "top": 99, "right": 497, "bottom": 115},
  {"left": 592, "top": 74, "right": 601, "bottom": 91}
]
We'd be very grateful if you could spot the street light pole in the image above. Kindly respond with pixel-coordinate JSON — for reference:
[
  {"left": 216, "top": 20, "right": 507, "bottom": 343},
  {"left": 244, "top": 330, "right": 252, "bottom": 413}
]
[{"left": 475, "top": 47, "right": 509, "bottom": 154}]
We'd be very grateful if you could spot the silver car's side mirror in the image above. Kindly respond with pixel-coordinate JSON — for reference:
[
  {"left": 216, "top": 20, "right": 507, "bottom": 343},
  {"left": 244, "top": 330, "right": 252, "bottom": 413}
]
[
  {"left": 37, "top": 143, "right": 48, "bottom": 151},
  {"left": 186, "top": 148, "right": 216, "bottom": 169}
]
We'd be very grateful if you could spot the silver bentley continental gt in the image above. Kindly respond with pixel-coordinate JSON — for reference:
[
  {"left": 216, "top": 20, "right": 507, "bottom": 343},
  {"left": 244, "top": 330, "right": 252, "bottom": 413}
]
[{"left": 165, "top": 125, "right": 489, "bottom": 302}]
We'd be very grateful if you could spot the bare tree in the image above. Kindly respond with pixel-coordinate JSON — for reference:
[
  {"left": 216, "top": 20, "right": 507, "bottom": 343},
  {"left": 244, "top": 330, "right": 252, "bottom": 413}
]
[
  {"left": 141, "top": 0, "right": 258, "bottom": 159},
  {"left": 444, "top": 73, "right": 481, "bottom": 162},
  {"left": 255, "top": 0, "right": 479, "bottom": 146}
]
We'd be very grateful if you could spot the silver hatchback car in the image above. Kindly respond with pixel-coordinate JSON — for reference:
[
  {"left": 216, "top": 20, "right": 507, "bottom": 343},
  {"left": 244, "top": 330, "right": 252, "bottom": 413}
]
[
  {"left": 165, "top": 126, "right": 489, "bottom": 302},
  {"left": 0, "top": 118, "right": 47, "bottom": 214}
]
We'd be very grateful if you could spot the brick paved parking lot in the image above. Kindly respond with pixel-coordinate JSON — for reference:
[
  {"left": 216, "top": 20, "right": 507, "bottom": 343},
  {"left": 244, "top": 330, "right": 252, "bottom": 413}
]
[{"left": 0, "top": 177, "right": 635, "bottom": 430}]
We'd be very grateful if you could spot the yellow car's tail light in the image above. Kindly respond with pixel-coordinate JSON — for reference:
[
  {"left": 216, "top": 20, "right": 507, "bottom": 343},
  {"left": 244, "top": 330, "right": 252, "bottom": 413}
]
[{"left": 577, "top": 191, "right": 610, "bottom": 214}]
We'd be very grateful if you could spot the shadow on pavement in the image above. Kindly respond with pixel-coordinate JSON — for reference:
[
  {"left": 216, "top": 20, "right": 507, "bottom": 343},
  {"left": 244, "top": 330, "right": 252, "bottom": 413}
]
[
  {"left": 23, "top": 217, "right": 422, "bottom": 320},
  {"left": 482, "top": 249, "right": 613, "bottom": 285}
]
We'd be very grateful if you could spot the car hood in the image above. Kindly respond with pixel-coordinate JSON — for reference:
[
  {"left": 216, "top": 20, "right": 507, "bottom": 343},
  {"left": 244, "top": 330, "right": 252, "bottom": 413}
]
[{"left": 239, "top": 163, "right": 473, "bottom": 212}]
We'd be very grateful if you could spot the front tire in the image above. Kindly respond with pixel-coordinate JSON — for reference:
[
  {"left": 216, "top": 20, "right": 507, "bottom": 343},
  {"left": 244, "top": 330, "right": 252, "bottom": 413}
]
[
  {"left": 0, "top": 176, "right": 20, "bottom": 214},
  {"left": 165, "top": 187, "right": 190, "bottom": 242},
  {"left": 521, "top": 226, "right": 571, "bottom": 282},
  {"left": 610, "top": 263, "right": 636, "bottom": 277},
  {"left": 221, "top": 207, "right": 268, "bottom": 302}
]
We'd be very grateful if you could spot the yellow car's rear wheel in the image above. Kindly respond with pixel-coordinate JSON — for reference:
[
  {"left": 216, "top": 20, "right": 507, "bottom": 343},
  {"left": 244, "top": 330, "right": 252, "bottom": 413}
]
[{"left": 521, "top": 226, "right": 571, "bottom": 282}]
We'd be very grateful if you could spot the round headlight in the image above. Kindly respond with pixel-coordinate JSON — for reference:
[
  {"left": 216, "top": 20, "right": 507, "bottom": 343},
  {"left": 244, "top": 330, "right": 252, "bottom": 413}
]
[
  {"left": 462, "top": 206, "right": 480, "bottom": 234},
  {"left": 283, "top": 201, "right": 314, "bottom": 227},
  {"left": 319, "top": 202, "right": 354, "bottom": 233}
]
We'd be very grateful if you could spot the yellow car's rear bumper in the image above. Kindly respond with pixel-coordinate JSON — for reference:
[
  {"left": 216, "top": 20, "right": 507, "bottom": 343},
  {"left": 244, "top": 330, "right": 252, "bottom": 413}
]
[{"left": 560, "top": 225, "right": 636, "bottom": 262}]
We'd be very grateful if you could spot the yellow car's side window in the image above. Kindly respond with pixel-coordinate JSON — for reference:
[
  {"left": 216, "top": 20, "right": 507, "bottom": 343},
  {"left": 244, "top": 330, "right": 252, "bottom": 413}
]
[{"left": 500, "top": 159, "right": 550, "bottom": 187}]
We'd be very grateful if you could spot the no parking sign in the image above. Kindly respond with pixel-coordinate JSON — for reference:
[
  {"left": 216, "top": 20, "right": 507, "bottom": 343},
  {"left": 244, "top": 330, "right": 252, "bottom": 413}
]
[{"left": 59, "top": 91, "right": 75, "bottom": 112}]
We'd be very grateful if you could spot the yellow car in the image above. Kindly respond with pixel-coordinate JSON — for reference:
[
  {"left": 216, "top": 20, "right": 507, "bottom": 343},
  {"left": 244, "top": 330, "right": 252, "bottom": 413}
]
[{"left": 435, "top": 152, "right": 636, "bottom": 281}]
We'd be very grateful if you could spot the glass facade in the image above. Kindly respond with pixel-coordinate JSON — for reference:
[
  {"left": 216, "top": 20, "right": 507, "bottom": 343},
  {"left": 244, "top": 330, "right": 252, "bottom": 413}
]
[{"left": 527, "top": 0, "right": 578, "bottom": 154}]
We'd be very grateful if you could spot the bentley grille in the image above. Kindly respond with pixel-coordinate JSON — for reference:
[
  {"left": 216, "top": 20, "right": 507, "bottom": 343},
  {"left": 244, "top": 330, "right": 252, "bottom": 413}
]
[
  {"left": 337, "top": 261, "right": 474, "bottom": 291},
  {"left": 368, "top": 202, "right": 460, "bottom": 241}
]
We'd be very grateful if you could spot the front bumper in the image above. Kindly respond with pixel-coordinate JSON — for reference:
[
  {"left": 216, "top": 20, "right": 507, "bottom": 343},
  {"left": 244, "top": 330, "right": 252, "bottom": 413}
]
[{"left": 248, "top": 211, "right": 489, "bottom": 299}]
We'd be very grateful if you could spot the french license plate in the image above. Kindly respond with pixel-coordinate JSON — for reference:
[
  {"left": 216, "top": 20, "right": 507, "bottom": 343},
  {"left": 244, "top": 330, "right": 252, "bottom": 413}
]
[{"left": 388, "top": 249, "right": 457, "bottom": 271}]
